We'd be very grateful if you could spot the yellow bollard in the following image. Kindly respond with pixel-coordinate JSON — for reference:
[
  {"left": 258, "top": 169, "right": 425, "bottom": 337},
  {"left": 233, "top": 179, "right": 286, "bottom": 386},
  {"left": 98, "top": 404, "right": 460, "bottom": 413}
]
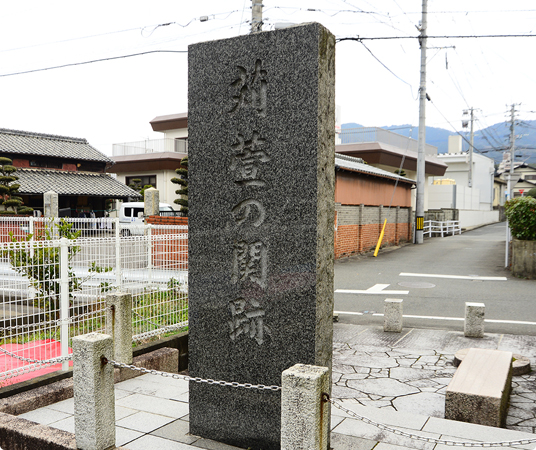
[{"left": 374, "top": 219, "right": 387, "bottom": 257}]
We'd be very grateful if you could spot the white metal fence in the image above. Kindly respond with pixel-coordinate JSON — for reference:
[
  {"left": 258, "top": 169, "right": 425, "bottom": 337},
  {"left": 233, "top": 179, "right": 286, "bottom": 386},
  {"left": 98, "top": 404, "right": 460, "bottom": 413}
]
[
  {"left": 0, "top": 218, "right": 188, "bottom": 385},
  {"left": 423, "top": 220, "right": 462, "bottom": 238},
  {"left": 112, "top": 138, "right": 188, "bottom": 156}
]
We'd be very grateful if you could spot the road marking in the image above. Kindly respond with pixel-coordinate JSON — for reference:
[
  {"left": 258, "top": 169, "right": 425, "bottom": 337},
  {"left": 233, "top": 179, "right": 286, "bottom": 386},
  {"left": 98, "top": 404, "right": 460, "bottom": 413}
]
[
  {"left": 333, "top": 311, "right": 536, "bottom": 325},
  {"left": 335, "top": 283, "right": 409, "bottom": 295},
  {"left": 399, "top": 272, "right": 507, "bottom": 281}
]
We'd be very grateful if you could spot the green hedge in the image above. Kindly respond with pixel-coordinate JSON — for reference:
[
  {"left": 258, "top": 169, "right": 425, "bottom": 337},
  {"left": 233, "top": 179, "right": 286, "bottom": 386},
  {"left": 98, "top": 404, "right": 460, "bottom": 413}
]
[{"left": 505, "top": 196, "right": 536, "bottom": 240}]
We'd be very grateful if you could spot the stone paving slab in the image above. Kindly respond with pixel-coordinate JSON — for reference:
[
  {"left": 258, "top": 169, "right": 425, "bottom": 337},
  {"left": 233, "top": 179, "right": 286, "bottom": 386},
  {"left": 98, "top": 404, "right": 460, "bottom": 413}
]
[
  {"left": 9, "top": 324, "right": 536, "bottom": 449},
  {"left": 423, "top": 417, "right": 536, "bottom": 450},
  {"left": 331, "top": 432, "right": 378, "bottom": 450},
  {"left": 332, "top": 324, "right": 536, "bottom": 435},
  {"left": 332, "top": 417, "right": 438, "bottom": 450}
]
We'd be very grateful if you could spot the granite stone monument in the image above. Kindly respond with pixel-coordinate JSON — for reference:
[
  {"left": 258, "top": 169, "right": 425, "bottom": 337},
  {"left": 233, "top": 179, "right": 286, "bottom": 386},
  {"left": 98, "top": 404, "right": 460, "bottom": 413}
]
[{"left": 188, "top": 22, "right": 335, "bottom": 449}]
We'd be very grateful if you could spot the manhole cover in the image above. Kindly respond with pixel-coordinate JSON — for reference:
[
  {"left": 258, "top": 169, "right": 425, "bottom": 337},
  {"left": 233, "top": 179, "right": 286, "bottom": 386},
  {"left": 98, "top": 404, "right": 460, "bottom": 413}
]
[{"left": 398, "top": 281, "right": 436, "bottom": 288}]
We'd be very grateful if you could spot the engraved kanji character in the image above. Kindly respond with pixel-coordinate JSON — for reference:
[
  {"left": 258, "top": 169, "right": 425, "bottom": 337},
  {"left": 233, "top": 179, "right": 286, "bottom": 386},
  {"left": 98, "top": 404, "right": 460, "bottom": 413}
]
[
  {"left": 230, "top": 132, "right": 270, "bottom": 186},
  {"left": 230, "top": 59, "right": 267, "bottom": 116},
  {"left": 232, "top": 199, "right": 266, "bottom": 227},
  {"left": 232, "top": 240, "right": 267, "bottom": 288},
  {"left": 228, "top": 298, "right": 271, "bottom": 345}
]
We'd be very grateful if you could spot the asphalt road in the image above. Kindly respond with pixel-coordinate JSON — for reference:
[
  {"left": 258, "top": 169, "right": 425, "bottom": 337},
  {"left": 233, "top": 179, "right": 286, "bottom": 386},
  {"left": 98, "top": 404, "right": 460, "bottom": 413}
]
[{"left": 334, "top": 222, "right": 536, "bottom": 335}]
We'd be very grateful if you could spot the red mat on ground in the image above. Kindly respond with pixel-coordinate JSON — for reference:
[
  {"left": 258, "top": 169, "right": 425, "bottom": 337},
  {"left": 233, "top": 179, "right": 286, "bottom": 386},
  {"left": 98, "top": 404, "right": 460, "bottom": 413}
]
[{"left": 0, "top": 339, "right": 73, "bottom": 386}]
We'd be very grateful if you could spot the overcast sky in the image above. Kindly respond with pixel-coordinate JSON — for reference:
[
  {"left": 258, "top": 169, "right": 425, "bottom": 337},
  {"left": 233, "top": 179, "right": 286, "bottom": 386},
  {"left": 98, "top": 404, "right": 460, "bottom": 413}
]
[{"left": 1, "top": 1, "right": 535, "bottom": 155}]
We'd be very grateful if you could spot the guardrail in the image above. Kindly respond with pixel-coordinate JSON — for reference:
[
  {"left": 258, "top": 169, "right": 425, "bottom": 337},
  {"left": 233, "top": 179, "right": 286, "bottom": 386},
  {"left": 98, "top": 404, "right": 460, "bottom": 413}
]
[{"left": 424, "top": 220, "right": 462, "bottom": 238}]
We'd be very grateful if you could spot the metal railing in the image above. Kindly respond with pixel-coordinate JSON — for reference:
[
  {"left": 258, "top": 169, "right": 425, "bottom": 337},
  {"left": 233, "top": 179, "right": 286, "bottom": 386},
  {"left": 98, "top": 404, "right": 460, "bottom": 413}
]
[
  {"left": 0, "top": 220, "right": 188, "bottom": 384},
  {"left": 339, "top": 127, "right": 438, "bottom": 155},
  {"left": 423, "top": 220, "right": 462, "bottom": 237},
  {"left": 112, "top": 138, "right": 188, "bottom": 156}
]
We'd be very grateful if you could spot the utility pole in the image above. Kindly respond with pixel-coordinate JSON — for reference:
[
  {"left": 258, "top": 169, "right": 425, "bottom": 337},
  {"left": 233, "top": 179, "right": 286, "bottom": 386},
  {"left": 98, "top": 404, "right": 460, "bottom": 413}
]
[
  {"left": 509, "top": 103, "right": 517, "bottom": 181},
  {"left": 415, "top": 0, "right": 428, "bottom": 244},
  {"left": 251, "top": 0, "right": 263, "bottom": 33},
  {"left": 462, "top": 107, "right": 478, "bottom": 187},
  {"left": 468, "top": 108, "right": 474, "bottom": 187},
  {"left": 504, "top": 103, "right": 519, "bottom": 268}
]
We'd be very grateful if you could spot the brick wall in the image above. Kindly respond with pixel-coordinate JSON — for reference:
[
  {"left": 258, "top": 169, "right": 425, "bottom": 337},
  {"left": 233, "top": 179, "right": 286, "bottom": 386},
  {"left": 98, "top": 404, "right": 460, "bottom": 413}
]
[
  {"left": 335, "top": 204, "right": 412, "bottom": 259},
  {"left": 145, "top": 212, "right": 411, "bottom": 262},
  {"left": 146, "top": 215, "right": 188, "bottom": 269},
  {"left": 146, "top": 216, "right": 188, "bottom": 226}
]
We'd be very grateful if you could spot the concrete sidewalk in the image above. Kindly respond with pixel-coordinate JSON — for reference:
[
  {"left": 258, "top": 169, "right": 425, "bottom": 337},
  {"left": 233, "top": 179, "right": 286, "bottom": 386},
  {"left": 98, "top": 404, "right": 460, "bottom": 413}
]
[{"left": 17, "top": 323, "right": 536, "bottom": 449}]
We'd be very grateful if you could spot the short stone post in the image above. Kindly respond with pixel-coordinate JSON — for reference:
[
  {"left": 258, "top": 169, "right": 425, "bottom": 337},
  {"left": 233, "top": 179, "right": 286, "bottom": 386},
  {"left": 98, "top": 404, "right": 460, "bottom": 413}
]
[
  {"left": 465, "top": 302, "right": 485, "bottom": 338},
  {"left": 73, "top": 333, "right": 115, "bottom": 450},
  {"left": 105, "top": 292, "right": 133, "bottom": 364},
  {"left": 44, "top": 191, "right": 58, "bottom": 218},
  {"left": 281, "top": 364, "right": 330, "bottom": 450},
  {"left": 384, "top": 298, "right": 403, "bottom": 332},
  {"left": 144, "top": 188, "right": 159, "bottom": 217}
]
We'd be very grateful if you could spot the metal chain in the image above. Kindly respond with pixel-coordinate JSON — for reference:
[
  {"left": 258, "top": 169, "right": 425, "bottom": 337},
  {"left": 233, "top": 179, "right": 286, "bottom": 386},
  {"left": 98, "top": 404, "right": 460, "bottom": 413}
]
[
  {"left": 0, "top": 359, "right": 70, "bottom": 381},
  {"left": 105, "top": 358, "right": 281, "bottom": 392},
  {"left": 328, "top": 397, "right": 536, "bottom": 447},
  {"left": 0, "top": 346, "right": 72, "bottom": 365}
]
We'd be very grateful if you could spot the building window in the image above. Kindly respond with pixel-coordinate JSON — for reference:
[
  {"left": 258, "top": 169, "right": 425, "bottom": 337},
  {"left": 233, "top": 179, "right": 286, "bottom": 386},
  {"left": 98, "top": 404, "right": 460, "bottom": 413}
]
[
  {"left": 29, "top": 159, "right": 62, "bottom": 169},
  {"left": 524, "top": 175, "right": 536, "bottom": 180},
  {"left": 174, "top": 138, "right": 188, "bottom": 153},
  {"left": 126, "top": 175, "right": 157, "bottom": 189}
]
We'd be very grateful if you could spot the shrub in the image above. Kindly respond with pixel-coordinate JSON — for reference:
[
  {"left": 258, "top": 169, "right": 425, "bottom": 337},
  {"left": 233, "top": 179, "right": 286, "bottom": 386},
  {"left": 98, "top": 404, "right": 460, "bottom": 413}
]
[
  {"left": 504, "top": 196, "right": 536, "bottom": 240},
  {"left": 526, "top": 187, "right": 536, "bottom": 199},
  {"left": 171, "top": 156, "right": 188, "bottom": 215},
  {"left": 0, "top": 156, "right": 33, "bottom": 215}
]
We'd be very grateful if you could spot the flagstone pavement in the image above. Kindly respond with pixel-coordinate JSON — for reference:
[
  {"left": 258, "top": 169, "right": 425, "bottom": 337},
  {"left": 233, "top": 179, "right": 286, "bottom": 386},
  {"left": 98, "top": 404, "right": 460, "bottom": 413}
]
[{"left": 16, "top": 323, "right": 536, "bottom": 449}]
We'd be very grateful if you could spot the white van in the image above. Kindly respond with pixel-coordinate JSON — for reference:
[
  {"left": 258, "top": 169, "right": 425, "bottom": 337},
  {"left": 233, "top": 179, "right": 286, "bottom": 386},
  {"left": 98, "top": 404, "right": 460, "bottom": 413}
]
[{"left": 118, "top": 202, "right": 176, "bottom": 235}]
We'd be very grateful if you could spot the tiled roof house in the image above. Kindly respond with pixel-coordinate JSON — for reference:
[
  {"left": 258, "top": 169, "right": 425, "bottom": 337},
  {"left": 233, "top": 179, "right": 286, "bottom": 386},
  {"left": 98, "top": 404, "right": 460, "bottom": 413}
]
[{"left": 0, "top": 128, "right": 140, "bottom": 216}]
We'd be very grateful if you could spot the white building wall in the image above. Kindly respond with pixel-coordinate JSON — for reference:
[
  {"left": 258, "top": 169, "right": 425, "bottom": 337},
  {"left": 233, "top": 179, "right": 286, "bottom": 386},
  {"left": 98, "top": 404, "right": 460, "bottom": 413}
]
[
  {"left": 114, "top": 170, "right": 180, "bottom": 206},
  {"left": 428, "top": 185, "right": 482, "bottom": 210},
  {"left": 163, "top": 129, "right": 188, "bottom": 140},
  {"left": 428, "top": 185, "right": 454, "bottom": 209},
  {"left": 432, "top": 152, "right": 494, "bottom": 211},
  {"left": 458, "top": 210, "right": 499, "bottom": 229}
]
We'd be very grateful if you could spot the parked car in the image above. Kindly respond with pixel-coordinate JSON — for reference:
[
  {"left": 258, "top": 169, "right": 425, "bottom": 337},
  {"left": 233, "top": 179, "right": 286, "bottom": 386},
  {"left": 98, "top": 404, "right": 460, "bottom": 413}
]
[{"left": 118, "top": 202, "right": 176, "bottom": 236}]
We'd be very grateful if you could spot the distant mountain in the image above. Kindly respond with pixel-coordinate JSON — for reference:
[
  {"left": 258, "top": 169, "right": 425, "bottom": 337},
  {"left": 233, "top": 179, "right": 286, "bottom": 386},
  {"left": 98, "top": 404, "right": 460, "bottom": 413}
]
[{"left": 341, "top": 121, "right": 536, "bottom": 165}]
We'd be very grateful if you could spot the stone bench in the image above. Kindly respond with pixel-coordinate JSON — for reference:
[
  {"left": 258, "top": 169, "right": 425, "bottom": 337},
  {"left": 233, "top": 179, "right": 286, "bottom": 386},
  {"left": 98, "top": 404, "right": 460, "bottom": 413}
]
[{"left": 445, "top": 348, "right": 513, "bottom": 427}]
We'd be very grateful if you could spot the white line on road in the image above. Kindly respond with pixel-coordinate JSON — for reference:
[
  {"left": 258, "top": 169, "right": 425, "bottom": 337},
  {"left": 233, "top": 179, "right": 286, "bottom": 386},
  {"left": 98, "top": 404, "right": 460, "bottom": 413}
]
[
  {"left": 399, "top": 272, "right": 507, "bottom": 281},
  {"left": 333, "top": 311, "right": 536, "bottom": 325},
  {"left": 335, "top": 283, "right": 409, "bottom": 295}
]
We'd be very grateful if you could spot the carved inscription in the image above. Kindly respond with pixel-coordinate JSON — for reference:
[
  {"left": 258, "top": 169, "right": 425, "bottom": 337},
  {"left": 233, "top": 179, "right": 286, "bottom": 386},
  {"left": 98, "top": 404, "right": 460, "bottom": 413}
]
[
  {"left": 230, "top": 132, "right": 270, "bottom": 186},
  {"left": 230, "top": 59, "right": 267, "bottom": 117},
  {"left": 232, "top": 199, "right": 266, "bottom": 227},
  {"left": 228, "top": 60, "right": 271, "bottom": 345},
  {"left": 228, "top": 298, "right": 271, "bottom": 345},
  {"left": 232, "top": 241, "right": 267, "bottom": 288}
]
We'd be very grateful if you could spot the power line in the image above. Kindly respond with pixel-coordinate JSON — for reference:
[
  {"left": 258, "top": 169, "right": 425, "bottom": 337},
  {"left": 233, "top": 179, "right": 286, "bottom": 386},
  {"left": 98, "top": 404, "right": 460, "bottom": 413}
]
[
  {"left": 356, "top": 41, "right": 415, "bottom": 95},
  {"left": 337, "top": 34, "right": 536, "bottom": 42},
  {"left": 392, "top": 9, "right": 536, "bottom": 15},
  {"left": 0, "top": 10, "right": 241, "bottom": 54},
  {"left": 429, "top": 100, "right": 482, "bottom": 153},
  {"left": 0, "top": 50, "right": 187, "bottom": 78},
  {"left": 265, "top": 5, "right": 381, "bottom": 16}
]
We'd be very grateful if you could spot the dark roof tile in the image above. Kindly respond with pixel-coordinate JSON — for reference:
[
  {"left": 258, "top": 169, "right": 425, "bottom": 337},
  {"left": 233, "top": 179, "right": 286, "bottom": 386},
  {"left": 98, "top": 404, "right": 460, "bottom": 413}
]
[
  {"left": 0, "top": 128, "right": 113, "bottom": 163},
  {"left": 16, "top": 168, "right": 140, "bottom": 199}
]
